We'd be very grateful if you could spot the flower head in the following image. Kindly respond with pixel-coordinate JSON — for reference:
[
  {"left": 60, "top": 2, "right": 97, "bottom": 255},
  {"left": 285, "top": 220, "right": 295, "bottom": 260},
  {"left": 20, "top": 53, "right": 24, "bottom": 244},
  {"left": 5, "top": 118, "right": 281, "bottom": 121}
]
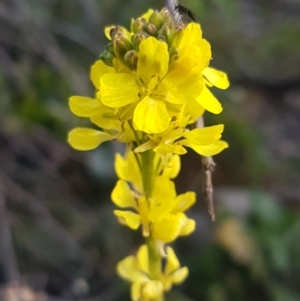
[
  {"left": 117, "top": 245, "right": 188, "bottom": 300},
  {"left": 112, "top": 151, "right": 196, "bottom": 242},
  {"left": 67, "top": 8, "right": 229, "bottom": 156}
]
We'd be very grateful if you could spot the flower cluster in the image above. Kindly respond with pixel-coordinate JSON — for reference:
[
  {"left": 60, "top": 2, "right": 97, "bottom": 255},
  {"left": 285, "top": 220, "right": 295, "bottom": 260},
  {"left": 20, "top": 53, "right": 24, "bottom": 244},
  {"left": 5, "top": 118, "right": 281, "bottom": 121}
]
[
  {"left": 68, "top": 8, "right": 229, "bottom": 155},
  {"left": 113, "top": 151, "right": 196, "bottom": 243},
  {"left": 117, "top": 245, "right": 188, "bottom": 301},
  {"left": 68, "top": 7, "right": 229, "bottom": 301}
]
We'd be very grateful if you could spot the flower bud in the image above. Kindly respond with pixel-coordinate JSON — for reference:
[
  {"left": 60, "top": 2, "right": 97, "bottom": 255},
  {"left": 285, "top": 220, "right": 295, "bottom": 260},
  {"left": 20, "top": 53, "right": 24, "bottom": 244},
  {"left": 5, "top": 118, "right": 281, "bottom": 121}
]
[
  {"left": 168, "top": 25, "right": 185, "bottom": 48},
  {"left": 124, "top": 50, "right": 138, "bottom": 70},
  {"left": 99, "top": 50, "right": 114, "bottom": 66},
  {"left": 106, "top": 43, "right": 114, "bottom": 56},
  {"left": 157, "top": 35, "right": 166, "bottom": 43},
  {"left": 144, "top": 23, "right": 157, "bottom": 36},
  {"left": 169, "top": 47, "right": 179, "bottom": 64},
  {"left": 113, "top": 35, "right": 132, "bottom": 61},
  {"left": 160, "top": 7, "right": 174, "bottom": 28},
  {"left": 158, "top": 23, "right": 170, "bottom": 40},
  {"left": 109, "top": 25, "right": 129, "bottom": 40},
  {"left": 131, "top": 18, "right": 144, "bottom": 34},
  {"left": 132, "top": 33, "right": 148, "bottom": 51},
  {"left": 149, "top": 10, "right": 163, "bottom": 29}
]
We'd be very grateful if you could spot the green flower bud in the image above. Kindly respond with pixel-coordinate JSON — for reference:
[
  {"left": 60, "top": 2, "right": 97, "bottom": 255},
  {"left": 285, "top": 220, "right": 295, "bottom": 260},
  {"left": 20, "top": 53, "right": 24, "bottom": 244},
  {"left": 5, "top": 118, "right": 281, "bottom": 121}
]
[
  {"left": 168, "top": 25, "right": 185, "bottom": 48},
  {"left": 144, "top": 23, "right": 157, "bottom": 36},
  {"left": 106, "top": 43, "right": 115, "bottom": 56},
  {"left": 110, "top": 26, "right": 129, "bottom": 40},
  {"left": 149, "top": 10, "right": 163, "bottom": 29},
  {"left": 132, "top": 33, "right": 148, "bottom": 51},
  {"left": 160, "top": 7, "right": 174, "bottom": 28},
  {"left": 114, "top": 35, "right": 132, "bottom": 61},
  {"left": 124, "top": 50, "right": 138, "bottom": 70},
  {"left": 168, "top": 47, "right": 179, "bottom": 64},
  {"left": 158, "top": 23, "right": 170, "bottom": 40},
  {"left": 99, "top": 50, "right": 114, "bottom": 66},
  {"left": 131, "top": 18, "right": 145, "bottom": 34},
  {"left": 157, "top": 35, "right": 166, "bottom": 43}
]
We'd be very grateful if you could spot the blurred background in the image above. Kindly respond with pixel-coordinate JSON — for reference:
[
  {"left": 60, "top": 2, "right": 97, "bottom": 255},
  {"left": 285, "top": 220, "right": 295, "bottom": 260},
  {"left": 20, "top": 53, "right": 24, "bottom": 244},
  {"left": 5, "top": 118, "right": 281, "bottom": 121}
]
[{"left": 0, "top": 0, "right": 300, "bottom": 300}]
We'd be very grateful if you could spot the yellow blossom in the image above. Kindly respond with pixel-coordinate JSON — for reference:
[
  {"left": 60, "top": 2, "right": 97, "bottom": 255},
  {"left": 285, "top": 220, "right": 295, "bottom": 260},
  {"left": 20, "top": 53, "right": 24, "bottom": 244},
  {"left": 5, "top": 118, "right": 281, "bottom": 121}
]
[
  {"left": 112, "top": 165, "right": 196, "bottom": 242},
  {"left": 117, "top": 245, "right": 188, "bottom": 300}
]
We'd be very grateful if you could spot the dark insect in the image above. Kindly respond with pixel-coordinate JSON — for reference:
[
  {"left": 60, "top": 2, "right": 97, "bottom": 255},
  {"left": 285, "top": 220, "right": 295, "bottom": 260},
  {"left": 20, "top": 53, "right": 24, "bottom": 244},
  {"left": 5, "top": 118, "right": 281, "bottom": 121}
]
[{"left": 174, "top": 4, "right": 197, "bottom": 22}]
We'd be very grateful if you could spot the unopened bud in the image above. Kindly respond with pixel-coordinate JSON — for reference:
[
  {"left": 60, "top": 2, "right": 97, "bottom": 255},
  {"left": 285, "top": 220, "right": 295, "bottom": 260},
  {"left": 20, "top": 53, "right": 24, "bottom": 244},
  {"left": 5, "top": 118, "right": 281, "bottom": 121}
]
[
  {"left": 158, "top": 23, "right": 170, "bottom": 39},
  {"left": 114, "top": 35, "right": 132, "bottom": 61},
  {"left": 131, "top": 18, "right": 145, "bottom": 34},
  {"left": 144, "top": 23, "right": 157, "bottom": 36},
  {"left": 168, "top": 25, "right": 185, "bottom": 48},
  {"left": 106, "top": 43, "right": 114, "bottom": 56},
  {"left": 132, "top": 33, "right": 148, "bottom": 51},
  {"left": 169, "top": 47, "right": 179, "bottom": 64},
  {"left": 149, "top": 10, "right": 163, "bottom": 29},
  {"left": 157, "top": 35, "right": 166, "bottom": 43},
  {"left": 99, "top": 50, "right": 114, "bottom": 66},
  {"left": 160, "top": 7, "right": 174, "bottom": 28},
  {"left": 124, "top": 50, "right": 138, "bottom": 70},
  {"left": 110, "top": 26, "right": 130, "bottom": 40}
]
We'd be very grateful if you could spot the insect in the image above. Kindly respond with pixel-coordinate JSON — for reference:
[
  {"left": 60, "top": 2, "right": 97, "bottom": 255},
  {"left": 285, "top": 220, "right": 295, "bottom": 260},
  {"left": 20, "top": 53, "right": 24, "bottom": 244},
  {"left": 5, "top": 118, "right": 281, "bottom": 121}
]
[{"left": 174, "top": 4, "right": 197, "bottom": 22}]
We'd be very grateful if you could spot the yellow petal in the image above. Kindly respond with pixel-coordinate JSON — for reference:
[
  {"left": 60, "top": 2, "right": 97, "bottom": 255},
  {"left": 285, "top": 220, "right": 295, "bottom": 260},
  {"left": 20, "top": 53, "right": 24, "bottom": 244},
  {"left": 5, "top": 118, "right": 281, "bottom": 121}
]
[
  {"left": 133, "top": 96, "right": 170, "bottom": 134},
  {"left": 196, "top": 86, "right": 223, "bottom": 114},
  {"left": 114, "top": 210, "right": 140, "bottom": 229},
  {"left": 101, "top": 73, "right": 139, "bottom": 107},
  {"left": 172, "top": 192, "right": 196, "bottom": 213},
  {"left": 138, "top": 9, "right": 154, "bottom": 21},
  {"left": 159, "top": 69, "right": 204, "bottom": 104},
  {"left": 182, "top": 125, "right": 224, "bottom": 145},
  {"left": 104, "top": 26, "right": 114, "bottom": 40},
  {"left": 184, "top": 140, "right": 229, "bottom": 156},
  {"left": 165, "top": 246, "right": 180, "bottom": 275},
  {"left": 115, "top": 152, "right": 143, "bottom": 192},
  {"left": 179, "top": 23, "right": 203, "bottom": 48},
  {"left": 178, "top": 216, "right": 196, "bottom": 236},
  {"left": 142, "top": 281, "right": 163, "bottom": 299},
  {"left": 111, "top": 180, "right": 136, "bottom": 209},
  {"left": 116, "top": 256, "right": 138, "bottom": 281},
  {"left": 202, "top": 67, "right": 230, "bottom": 90},
  {"left": 90, "top": 114, "right": 121, "bottom": 131},
  {"left": 137, "top": 245, "right": 149, "bottom": 274},
  {"left": 149, "top": 176, "right": 176, "bottom": 222},
  {"left": 175, "top": 41, "right": 211, "bottom": 73},
  {"left": 69, "top": 96, "right": 101, "bottom": 117},
  {"left": 162, "top": 154, "right": 181, "bottom": 179},
  {"left": 137, "top": 37, "right": 169, "bottom": 86},
  {"left": 131, "top": 282, "right": 142, "bottom": 301},
  {"left": 68, "top": 128, "right": 111, "bottom": 151},
  {"left": 169, "top": 266, "right": 189, "bottom": 284},
  {"left": 154, "top": 143, "right": 187, "bottom": 155},
  {"left": 134, "top": 139, "right": 159, "bottom": 153},
  {"left": 152, "top": 214, "right": 181, "bottom": 242},
  {"left": 91, "top": 60, "right": 114, "bottom": 89},
  {"left": 180, "top": 100, "right": 204, "bottom": 126}
]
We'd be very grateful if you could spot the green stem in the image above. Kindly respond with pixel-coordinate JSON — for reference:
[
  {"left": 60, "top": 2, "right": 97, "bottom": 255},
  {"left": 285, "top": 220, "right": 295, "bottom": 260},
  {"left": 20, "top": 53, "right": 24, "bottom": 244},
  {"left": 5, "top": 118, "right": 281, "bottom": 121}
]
[
  {"left": 140, "top": 149, "right": 154, "bottom": 199},
  {"left": 139, "top": 150, "right": 164, "bottom": 301},
  {"left": 146, "top": 236, "right": 161, "bottom": 280},
  {"left": 147, "top": 237, "right": 164, "bottom": 301}
]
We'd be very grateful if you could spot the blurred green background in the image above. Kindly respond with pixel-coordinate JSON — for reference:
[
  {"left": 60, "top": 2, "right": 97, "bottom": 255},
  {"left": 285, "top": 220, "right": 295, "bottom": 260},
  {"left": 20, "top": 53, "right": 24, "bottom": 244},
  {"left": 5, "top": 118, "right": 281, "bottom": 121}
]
[{"left": 0, "top": 0, "right": 300, "bottom": 300}]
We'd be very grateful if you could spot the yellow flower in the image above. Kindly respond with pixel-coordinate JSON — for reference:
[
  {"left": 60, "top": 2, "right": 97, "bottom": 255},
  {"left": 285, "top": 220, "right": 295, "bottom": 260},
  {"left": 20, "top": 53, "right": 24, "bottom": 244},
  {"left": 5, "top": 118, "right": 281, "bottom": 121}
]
[
  {"left": 112, "top": 171, "right": 196, "bottom": 242},
  {"left": 100, "top": 35, "right": 209, "bottom": 134},
  {"left": 171, "top": 22, "right": 230, "bottom": 115},
  {"left": 67, "top": 60, "right": 136, "bottom": 151},
  {"left": 117, "top": 245, "right": 188, "bottom": 300},
  {"left": 197, "top": 66, "right": 230, "bottom": 114},
  {"left": 135, "top": 123, "right": 228, "bottom": 156}
]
